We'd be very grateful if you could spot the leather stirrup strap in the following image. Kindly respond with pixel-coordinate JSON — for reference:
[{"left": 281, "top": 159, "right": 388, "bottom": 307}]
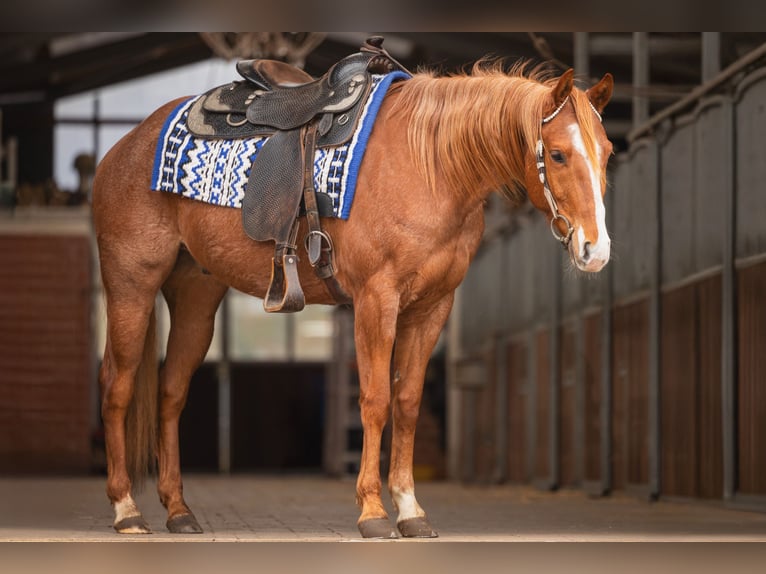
[
  {"left": 301, "top": 123, "right": 352, "bottom": 306},
  {"left": 303, "top": 124, "right": 323, "bottom": 266}
]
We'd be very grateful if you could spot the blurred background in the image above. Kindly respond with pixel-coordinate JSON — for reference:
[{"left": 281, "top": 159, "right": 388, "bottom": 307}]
[{"left": 0, "top": 32, "right": 764, "bottom": 512}]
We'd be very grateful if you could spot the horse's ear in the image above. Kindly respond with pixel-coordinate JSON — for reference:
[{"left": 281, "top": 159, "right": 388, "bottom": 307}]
[
  {"left": 587, "top": 73, "right": 614, "bottom": 114},
  {"left": 551, "top": 68, "right": 575, "bottom": 108}
]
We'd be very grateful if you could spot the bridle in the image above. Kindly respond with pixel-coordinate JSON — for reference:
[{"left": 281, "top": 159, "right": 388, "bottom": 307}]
[{"left": 536, "top": 94, "right": 603, "bottom": 250}]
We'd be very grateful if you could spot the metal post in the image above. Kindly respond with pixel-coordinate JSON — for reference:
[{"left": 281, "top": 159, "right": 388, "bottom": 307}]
[
  {"left": 548, "top": 243, "right": 562, "bottom": 489},
  {"left": 574, "top": 312, "right": 586, "bottom": 486},
  {"left": 526, "top": 329, "right": 537, "bottom": 483},
  {"left": 721, "top": 98, "right": 736, "bottom": 500},
  {"left": 323, "top": 309, "right": 341, "bottom": 475},
  {"left": 493, "top": 236, "right": 510, "bottom": 483},
  {"left": 600, "top": 167, "right": 616, "bottom": 496},
  {"left": 702, "top": 33, "right": 721, "bottom": 83},
  {"left": 648, "top": 140, "right": 662, "bottom": 499},
  {"left": 462, "top": 390, "right": 476, "bottom": 482},
  {"left": 574, "top": 32, "right": 590, "bottom": 89},
  {"left": 633, "top": 33, "right": 650, "bottom": 127},
  {"left": 217, "top": 295, "right": 232, "bottom": 474},
  {"left": 93, "top": 93, "right": 100, "bottom": 159},
  {"left": 8, "top": 137, "right": 17, "bottom": 188},
  {"left": 574, "top": 33, "right": 591, "bottom": 486},
  {"left": 446, "top": 285, "right": 464, "bottom": 480},
  {"left": 0, "top": 108, "right": 3, "bottom": 182},
  {"left": 494, "top": 333, "right": 509, "bottom": 483}
]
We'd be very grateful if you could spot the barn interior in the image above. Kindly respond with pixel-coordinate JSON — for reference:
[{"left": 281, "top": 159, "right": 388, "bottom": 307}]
[{"left": 1, "top": 32, "right": 765, "bottom": 518}]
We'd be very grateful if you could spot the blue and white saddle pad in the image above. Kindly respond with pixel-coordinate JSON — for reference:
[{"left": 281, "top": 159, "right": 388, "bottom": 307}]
[{"left": 151, "top": 71, "right": 410, "bottom": 220}]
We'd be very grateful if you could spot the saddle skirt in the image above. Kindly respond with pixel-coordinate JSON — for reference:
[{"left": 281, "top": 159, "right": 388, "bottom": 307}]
[{"left": 151, "top": 71, "right": 410, "bottom": 220}]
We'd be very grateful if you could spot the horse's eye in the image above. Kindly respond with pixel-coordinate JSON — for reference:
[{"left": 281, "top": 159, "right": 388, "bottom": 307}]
[{"left": 550, "top": 150, "right": 566, "bottom": 164}]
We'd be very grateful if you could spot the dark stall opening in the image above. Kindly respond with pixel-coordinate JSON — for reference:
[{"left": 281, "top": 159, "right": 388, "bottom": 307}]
[
  {"left": 178, "top": 363, "right": 326, "bottom": 473},
  {"left": 230, "top": 363, "right": 325, "bottom": 473},
  {"left": 178, "top": 363, "right": 219, "bottom": 471}
]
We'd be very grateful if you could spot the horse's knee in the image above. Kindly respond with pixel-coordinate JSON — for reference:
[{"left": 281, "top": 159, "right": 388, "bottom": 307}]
[
  {"left": 394, "top": 389, "right": 421, "bottom": 423},
  {"left": 101, "top": 379, "right": 134, "bottom": 418},
  {"left": 359, "top": 394, "right": 390, "bottom": 428},
  {"left": 159, "top": 383, "right": 187, "bottom": 418}
]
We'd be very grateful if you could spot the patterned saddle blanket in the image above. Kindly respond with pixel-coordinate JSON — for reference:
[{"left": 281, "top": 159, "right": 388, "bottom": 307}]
[{"left": 151, "top": 71, "right": 409, "bottom": 220}]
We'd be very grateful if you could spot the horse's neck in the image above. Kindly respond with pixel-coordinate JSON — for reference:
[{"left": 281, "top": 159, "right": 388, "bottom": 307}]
[{"left": 397, "top": 73, "right": 539, "bottom": 207}]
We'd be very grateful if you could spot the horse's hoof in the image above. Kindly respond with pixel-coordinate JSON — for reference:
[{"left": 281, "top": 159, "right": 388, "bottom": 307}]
[
  {"left": 397, "top": 516, "right": 438, "bottom": 538},
  {"left": 114, "top": 515, "right": 152, "bottom": 534},
  {"left": 358, "top": 518, "right": 398, "bottom": 539},
  {"left": 166, "top": 513, "right": 203, "bottom": 534}
]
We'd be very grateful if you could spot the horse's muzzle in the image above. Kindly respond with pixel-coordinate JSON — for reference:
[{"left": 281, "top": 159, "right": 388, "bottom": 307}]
[{"left": 571, "top": 236, "right": 610, "bottom": 273}]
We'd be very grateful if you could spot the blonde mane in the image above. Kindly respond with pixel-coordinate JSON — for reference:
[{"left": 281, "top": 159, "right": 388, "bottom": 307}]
[{"left": 388, "top": 61, "right": 602, "bottom": 202}]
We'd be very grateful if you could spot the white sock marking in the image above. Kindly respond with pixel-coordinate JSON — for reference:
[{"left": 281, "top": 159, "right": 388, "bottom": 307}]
[
  {"left": 391, "top": 488, "right": 425, "bottom": 522},
  {"left": 113, "top": 495, "right": 142, "bottom": 527}
]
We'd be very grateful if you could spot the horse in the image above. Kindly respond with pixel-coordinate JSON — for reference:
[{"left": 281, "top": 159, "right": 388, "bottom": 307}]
[{"left": 92, "top": 55, "right": 613, "bottom": 538}]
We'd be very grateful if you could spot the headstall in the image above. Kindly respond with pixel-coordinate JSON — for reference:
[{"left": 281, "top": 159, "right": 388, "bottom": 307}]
[{"left": 536, "top": 95, "right": 603, "bottom": 249}]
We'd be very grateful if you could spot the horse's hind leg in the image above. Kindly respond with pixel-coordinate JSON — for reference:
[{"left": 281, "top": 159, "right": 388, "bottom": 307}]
[
  {"left": 100, "top": 251, "right": 178, "bottom": 534},
  {"left": 158, "top": 251, "right": 228, "bottom": 533},
  {"left": 100, "top": 314, "right": 156, "bottom": 534},
  {"left": 388, "top": 294, "right": 454, "bottom": 538}
]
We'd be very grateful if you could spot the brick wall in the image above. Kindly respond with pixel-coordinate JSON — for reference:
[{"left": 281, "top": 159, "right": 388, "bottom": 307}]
[{"left": 0, "top": 234, "right": 93, "bottom": 473}]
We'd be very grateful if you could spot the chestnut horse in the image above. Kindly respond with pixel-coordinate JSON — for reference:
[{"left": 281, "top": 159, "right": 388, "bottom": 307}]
[{"left": 92, "top": 60, "right": 613, "bottom": 538}]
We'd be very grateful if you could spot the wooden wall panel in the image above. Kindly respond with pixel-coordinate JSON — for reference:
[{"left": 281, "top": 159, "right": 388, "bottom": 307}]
[
  {"left": 583, "top": 312, "right": 602, "bottom": 482},
  {"left": 626, "top": 301, "right": 650, "bottom": 486},
  {"left": 506, "top": 339, "right": 527, "bottom": 483},
  {"left": 473, "top": 351, "right": 497, "bottom": 482},
  {"left": 660, "top": 284, "right": 698, "bottom": 496},
  {"left": 697, "top": 275, "right": 723, "bottom": 499},
  {"left": 559, "top": 323, "right": 577, "bottom": 487},
  {"left": 534, "top": 329, "right": 550, "bottom": 481},
  {"left": 737, "top": 262, "right": 766, "bottom": 495},
  {"left": 660, "top": 276, "right": 723, "bottom": 499},
  {"left": 611, "top": 299, "right": 649, "bottom": 490}
]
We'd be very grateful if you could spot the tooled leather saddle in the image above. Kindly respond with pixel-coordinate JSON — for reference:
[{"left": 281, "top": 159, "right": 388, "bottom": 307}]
[{"left": 186, "top": 36, "right": 409, "bottom": 312}]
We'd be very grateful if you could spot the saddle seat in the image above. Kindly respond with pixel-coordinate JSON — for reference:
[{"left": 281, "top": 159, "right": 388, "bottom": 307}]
[{"left": 235, "top": 59, "right": 314, "bottom": 89}]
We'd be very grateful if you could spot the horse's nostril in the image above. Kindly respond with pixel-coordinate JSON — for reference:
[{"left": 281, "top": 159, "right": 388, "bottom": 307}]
[{"left": 582, "top": 241, "right": 592, "bottom": 261}]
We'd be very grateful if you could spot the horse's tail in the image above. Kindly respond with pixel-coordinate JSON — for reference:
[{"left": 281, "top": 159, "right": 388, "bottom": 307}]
[{"left": 125, "top": 307, "right": 159, "bottom": 491}]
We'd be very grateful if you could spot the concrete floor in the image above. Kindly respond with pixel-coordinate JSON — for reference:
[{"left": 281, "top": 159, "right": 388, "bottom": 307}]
[{"left": 1, "top": 474, "right": 765, "bottom": 542}]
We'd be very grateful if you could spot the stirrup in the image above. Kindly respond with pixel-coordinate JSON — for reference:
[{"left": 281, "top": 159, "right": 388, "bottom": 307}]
[{"left": 264, "top": 253, "right": 305, "bottom": 313}]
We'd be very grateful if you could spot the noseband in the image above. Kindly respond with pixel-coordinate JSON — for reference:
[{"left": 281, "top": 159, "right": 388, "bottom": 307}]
[{"left": 536, "top": 95, "right": 603, "bottom": 250}]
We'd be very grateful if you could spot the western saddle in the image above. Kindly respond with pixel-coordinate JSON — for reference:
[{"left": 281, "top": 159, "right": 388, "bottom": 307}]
[{"left": 186, "top": 36, "right": 408, "bottom": 312}]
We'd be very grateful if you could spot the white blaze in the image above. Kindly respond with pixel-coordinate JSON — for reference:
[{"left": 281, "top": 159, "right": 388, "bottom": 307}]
[{"left": 567, "top": 122, "right": 610, "bottom": 265}]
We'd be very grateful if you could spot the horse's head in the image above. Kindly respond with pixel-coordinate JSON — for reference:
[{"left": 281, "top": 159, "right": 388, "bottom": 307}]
[{"left": 525, "top": 69, "right": 614, "bottom": 272}]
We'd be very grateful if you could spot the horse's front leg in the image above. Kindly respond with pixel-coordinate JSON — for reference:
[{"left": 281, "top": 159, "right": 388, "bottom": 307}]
[
  {"left": 388, "top": 294, "right": 454, "bottom": 538},
  {"left": 353, "top": 285, "right": 399, "bottom": 539}
]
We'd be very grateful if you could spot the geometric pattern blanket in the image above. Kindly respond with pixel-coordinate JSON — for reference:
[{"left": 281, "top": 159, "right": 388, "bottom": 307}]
[{"left": 151, "top": 71, "right": 410, "bottom": 220}]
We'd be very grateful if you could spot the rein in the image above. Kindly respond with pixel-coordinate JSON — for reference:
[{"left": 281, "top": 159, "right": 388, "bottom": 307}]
[{"left": 535, "top": 95, "right": 603, "bottom": 250}]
